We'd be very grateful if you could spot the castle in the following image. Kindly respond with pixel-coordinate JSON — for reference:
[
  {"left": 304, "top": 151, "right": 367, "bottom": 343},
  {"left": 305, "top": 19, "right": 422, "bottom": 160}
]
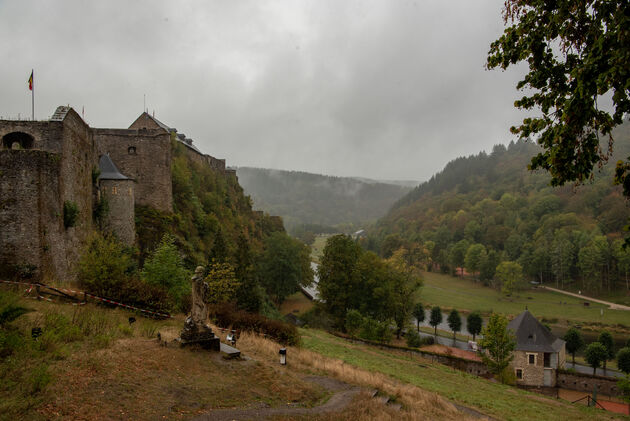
[{"left": 0, "top": 106, "right": 238, "bottom": 282}]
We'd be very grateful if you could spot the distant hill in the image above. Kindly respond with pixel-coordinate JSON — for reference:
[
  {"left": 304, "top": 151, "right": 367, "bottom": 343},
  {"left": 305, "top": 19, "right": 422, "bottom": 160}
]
[
  {"left": 235, "top": 167, "right": 413, "bottom": 232},
  {"left": 369, "top": 122, "right": 630, "bottom": 291}
]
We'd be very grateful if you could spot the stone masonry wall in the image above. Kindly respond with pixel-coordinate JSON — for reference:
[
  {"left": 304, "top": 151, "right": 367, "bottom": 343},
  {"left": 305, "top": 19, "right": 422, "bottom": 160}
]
[
  {"left": 57, "top": 111, "right": 96, "bottom": 281},
  {"left": 512, "top": 350, "right": 546, "bottom": 386},
  {"left": 558, "top": 371, "right": 620, "bottom": 397},
  {"left": 94, "top": 128, "right": 172, "bottom": 212},
  {"left": 0, "top": 150, "right": 62, "bottom": 281},
  {"left": 100, "top": 179, "right": 135, "bottom": 246}
]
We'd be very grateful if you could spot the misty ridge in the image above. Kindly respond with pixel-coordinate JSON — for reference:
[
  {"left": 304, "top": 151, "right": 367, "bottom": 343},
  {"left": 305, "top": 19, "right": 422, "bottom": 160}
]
[{"left": 236, "top": 167, "right": 413, "bottom": 231}]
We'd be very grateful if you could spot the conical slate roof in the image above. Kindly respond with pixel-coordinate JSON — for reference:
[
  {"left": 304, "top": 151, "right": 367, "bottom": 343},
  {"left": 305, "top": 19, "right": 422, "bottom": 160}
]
[
  {"left": 507, "top": 310, "right": 564, "bottom": 353},
  {"left": 98, "top": 154, "right": 130, "bottom": 180}
]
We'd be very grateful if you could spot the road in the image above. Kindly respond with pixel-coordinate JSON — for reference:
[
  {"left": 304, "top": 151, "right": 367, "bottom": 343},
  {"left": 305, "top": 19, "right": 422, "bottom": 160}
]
[{"left": 540, "top": 286, "right": 630, "bottom": 311}]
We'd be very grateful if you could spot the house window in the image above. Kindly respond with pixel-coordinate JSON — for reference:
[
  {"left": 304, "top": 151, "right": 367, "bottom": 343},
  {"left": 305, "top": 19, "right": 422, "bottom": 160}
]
[
  {"left": 527, "top": 353, "right": 536, "bottom": 365},
  {"left": 515, "top": 369, "right": 523, "bottom": 380},
  {"left": 112, "top": 187, "right": 118, "bottom": 195}
]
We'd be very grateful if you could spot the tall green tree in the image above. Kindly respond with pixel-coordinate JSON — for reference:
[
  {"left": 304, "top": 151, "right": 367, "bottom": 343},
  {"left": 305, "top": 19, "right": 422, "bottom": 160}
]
[
  {"left": 617, "top": 348, "right": 630, "bottom": 375},
  {"left": 495, "top": 261, "right": 524, "bottom": 296},
  {"left": 563, "top": 327, "right": 585, "bottom": 366},
  {"left": 429, "top": 306, "right": 442, "bottom": 337},
  {"left": 487, "top": 1, "right": 630, "bottom": 194},
  {"left": 141, "top": 234, "right": 191, "bottom": 308},
  {"left": 465, "top": 243, "right": 487, "bottom": 281},
  {"left": 412, "top": 302, "right": 425, "bottom": 332},
  {"left": 258, "top": 232, "right": 313, "bottom": 305},
  {"left": 479, "top": 313, "right": 516, "bottom": 383},
  {"left": 317, "top": 235, "right": 364, "bottom": 328},
  {"left": 447, "top": 309, "right": 462, "bottom": 342},
  {"left": 467, "top": 312, "right": 483, "bottom": 342},
  {"left": 598, "top": 331, "right": 615, "bottom": 373},
  {"left": 585, "top": 342, "right": 608, "bottom": 375},
  {"left": 449, "top": 240, "right": 470, "bottom": 277}
]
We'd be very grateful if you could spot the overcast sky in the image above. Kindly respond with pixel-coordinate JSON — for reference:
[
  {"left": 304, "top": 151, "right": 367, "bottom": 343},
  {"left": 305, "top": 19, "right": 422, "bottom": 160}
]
[{"left": 0, "top": 0, "right": 528, "bottom": 182}]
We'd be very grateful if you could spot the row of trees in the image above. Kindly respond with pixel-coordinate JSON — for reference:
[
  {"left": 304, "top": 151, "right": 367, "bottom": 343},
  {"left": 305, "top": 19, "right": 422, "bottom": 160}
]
[
  {"left": 412, "top": 303, "right": 483, "bottom": 341},
  {"left": 564, "top": 327, "right": 630, "bottom": 376}
]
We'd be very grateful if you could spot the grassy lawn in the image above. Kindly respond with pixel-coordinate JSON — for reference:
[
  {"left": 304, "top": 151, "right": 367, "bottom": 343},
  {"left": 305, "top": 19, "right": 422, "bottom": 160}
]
[
  {"left": 279, "top": 291, "right": 314, "bottom": 316},
  {"left": 300, "top": 328, "right": 619, "bottom": 421},
  {"left": 420, "top": 271, "right": 630, "bottom": 328},
  {"left": 0, "top": 291, "right": 326, "bottom": 420},
  {"left": 310, "top": 234, "right": 332, "bottom": 263}
]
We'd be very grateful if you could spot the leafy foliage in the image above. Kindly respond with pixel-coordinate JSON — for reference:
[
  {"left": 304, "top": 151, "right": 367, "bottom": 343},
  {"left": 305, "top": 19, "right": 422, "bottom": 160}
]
[
  {"left": 585, "top": 341, "right": 608, "bottom": 375},
  {"left": 318, "top": 234, "right": 421, "bottom": 330},
  {"left": 563, "top": 327, "right": 585, "bottom": 365},
  {"left": 429, "top": 306, "right": 442, "bottom": 336},
  {"left": 412, "top": 302, "right": 425, "bottom": 332},
  {"left": 63, "top": 200, "right": 79, "bottom": 228},
  {"left": 617, "top": 347, "right": 630, "bottom": 375},
  {"left": 258, "top": 232, "right": 313, "bottom": 305},
  {"left": 495, "top": 261, "right": 524, "bottom": 295},
  {"left": 466, "top": 312, "right": 483, "bottom": 341},
  {"left": 205, "top": 261, "right": 240, "bottom": 305},
  {"left": 210, "top": 303, "right": 299, "bottom": 345},
  {"left": 487, "top": 0, "right": 630, "bottom": 189},
  {"left": 598, "top": 331, "right": 615, "bottom": 371},
  {"left": 371, "top": 126, "right": 630, "bottom": 293},
  {"left": 479, "top": 313, "right": 516, "bottom": 382},
  {"left": 141, "top": 234, "right": 191, "bottom": 311},
  {"left": 447, "top": 309, "right": 461, "bottom": 340},
  {"left": 345, "top": 309, "right": 363, "bottom": 338}
]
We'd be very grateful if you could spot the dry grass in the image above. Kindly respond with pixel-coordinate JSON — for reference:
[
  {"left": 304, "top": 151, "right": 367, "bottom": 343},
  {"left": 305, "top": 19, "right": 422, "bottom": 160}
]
[
  {"left": 279, "top": 292, "right": 315, "bottom": 316},
  {"left": 237, "top": 331, "right": 476, "bottom": 420}
]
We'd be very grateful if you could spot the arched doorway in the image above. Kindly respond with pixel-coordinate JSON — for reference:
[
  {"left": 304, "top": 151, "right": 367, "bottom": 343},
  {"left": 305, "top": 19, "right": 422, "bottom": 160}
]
[{"left": 2, "top": 132, "right": 35, "bottom": 150}]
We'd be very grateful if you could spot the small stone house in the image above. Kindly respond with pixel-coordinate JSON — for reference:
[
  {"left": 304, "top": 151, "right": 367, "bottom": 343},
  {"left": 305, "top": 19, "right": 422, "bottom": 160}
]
[{"left": 508, "top": 310, "right": 566, "bottom": 387}]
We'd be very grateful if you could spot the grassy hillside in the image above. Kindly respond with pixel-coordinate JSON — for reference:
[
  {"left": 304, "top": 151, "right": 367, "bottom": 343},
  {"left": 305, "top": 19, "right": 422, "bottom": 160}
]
[{"left": 236, "top": 167, "right": 412, "bottom": 232}]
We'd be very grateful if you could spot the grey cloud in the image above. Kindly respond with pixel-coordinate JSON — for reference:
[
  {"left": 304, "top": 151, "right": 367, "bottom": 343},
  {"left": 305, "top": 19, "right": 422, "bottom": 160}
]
[{"left": 0, "top": 0, "right": 527, "bottom": 182}]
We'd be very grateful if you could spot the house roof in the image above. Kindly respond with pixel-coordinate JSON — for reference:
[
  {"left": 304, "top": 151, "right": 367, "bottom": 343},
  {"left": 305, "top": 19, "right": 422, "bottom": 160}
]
[
  {"left": 507, "top": 310, "right": 564, "bottom": 353},
  {"left": 98, "top": 154, "right": 130, "bottom": 180}
]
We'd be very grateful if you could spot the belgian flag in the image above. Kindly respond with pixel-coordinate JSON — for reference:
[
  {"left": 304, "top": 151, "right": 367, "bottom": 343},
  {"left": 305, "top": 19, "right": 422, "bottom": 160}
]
[{"left": 28, "top": 70, "right": 33, "bottom": 91}]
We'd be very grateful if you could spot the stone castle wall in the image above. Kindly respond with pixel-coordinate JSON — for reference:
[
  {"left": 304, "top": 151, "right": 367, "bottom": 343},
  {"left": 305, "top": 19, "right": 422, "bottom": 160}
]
[
  {"left": 0, "top": 150, "right": 65, "bottom": 281},
  {"left": 0, "top": 110, "right": 95, "bottom": 283},
  {"left": 100, "top": 179, "right": 135, "bottom": 246},
  {"left": 94, "top": 128, "right": 172, "bottom": 212}
]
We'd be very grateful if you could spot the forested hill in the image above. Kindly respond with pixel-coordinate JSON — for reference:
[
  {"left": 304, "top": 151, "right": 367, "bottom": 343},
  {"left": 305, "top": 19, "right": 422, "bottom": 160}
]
[
  {"left": 235, "top": 167, "right": 413, "bottom": 232},
  {"left": 368, "top": 122, "right": 630, "bottom": 292}
]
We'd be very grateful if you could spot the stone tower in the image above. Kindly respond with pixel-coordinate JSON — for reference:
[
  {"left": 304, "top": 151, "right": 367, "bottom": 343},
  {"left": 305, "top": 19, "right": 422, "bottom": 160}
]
[{"left": 98, "top": 154, "right": 135, "bottom": 246}]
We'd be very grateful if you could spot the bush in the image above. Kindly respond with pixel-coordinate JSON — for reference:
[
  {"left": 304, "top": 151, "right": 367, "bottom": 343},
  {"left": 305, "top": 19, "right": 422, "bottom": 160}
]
[
  {"left": 210, "top": 303, "right": 300, "bottom": 346},
  {"left": 141, "top": 234, "right": 191, "bottom": 312},
  {"left": 300, "top": 305, "right": 334, "bottom": 330},
  {"left": 63, "top": 200, "right": 79, "bottom": 228},
  {"left": 78, "top": 233, "right": 173, "bottom": 313},
  {"left": 358, "top": 315, "right": 393, "bottom": 343},
  {"left": 345, "top": 309, "right": 363, "bottom": 337},
  {"left": 420, "top": 335, "right": 435, "bottom": 346},
  {"left": 406, "top": 328, "right": 422, "bottom": 348}
]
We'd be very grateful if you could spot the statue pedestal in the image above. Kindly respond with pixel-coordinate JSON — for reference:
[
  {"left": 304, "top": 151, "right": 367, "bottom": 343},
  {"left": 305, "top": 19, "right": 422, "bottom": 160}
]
[{"left": 178, "top": 317, "right": 220, "bottom": 351}]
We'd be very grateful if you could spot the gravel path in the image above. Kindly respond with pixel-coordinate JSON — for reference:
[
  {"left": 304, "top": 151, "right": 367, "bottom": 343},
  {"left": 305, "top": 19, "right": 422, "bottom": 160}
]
[
  {"left": 540, "top": 286, "right": 630, "bottom": 310},
  {"left": 192, "top": 376, "right": 361, "bottom": 421}
]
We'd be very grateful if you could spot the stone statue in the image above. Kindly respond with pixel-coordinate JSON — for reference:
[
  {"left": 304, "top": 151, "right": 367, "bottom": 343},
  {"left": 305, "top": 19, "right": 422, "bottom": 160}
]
[{"left": 179, "top": 266, "right": 220, "bottom": 350}]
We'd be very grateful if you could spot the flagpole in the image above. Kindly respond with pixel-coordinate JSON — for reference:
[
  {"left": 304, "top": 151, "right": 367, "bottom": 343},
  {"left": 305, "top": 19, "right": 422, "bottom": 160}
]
[{"left": 31, "top": 69, "right": 34, "bottom": 121}]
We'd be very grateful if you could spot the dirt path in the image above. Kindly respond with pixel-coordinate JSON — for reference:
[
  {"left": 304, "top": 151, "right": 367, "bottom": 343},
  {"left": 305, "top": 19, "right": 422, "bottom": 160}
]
[
  {"left": 192, "top": 376, "right": 361, "bottom": 421},
  {"left": 540, "top": 286, "right": 630, "bottom": 310}
]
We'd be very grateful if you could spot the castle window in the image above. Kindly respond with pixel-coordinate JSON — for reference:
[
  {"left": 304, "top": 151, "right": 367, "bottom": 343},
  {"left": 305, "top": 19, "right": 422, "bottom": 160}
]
[
  {"left": 515, "top": 369, "right": 523, "bottom": 380},
  {"left": 2, "top": 132, "right": 34, "bottom": 150},
  {"left": 112, "top": 187, "right": 118, "bottom": 195},
  {"left": 527, "top": 353, "right": 536, "bottom": 365},
  {"left": 128, "top": 146, "right": 137, "bottom": 155}
]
